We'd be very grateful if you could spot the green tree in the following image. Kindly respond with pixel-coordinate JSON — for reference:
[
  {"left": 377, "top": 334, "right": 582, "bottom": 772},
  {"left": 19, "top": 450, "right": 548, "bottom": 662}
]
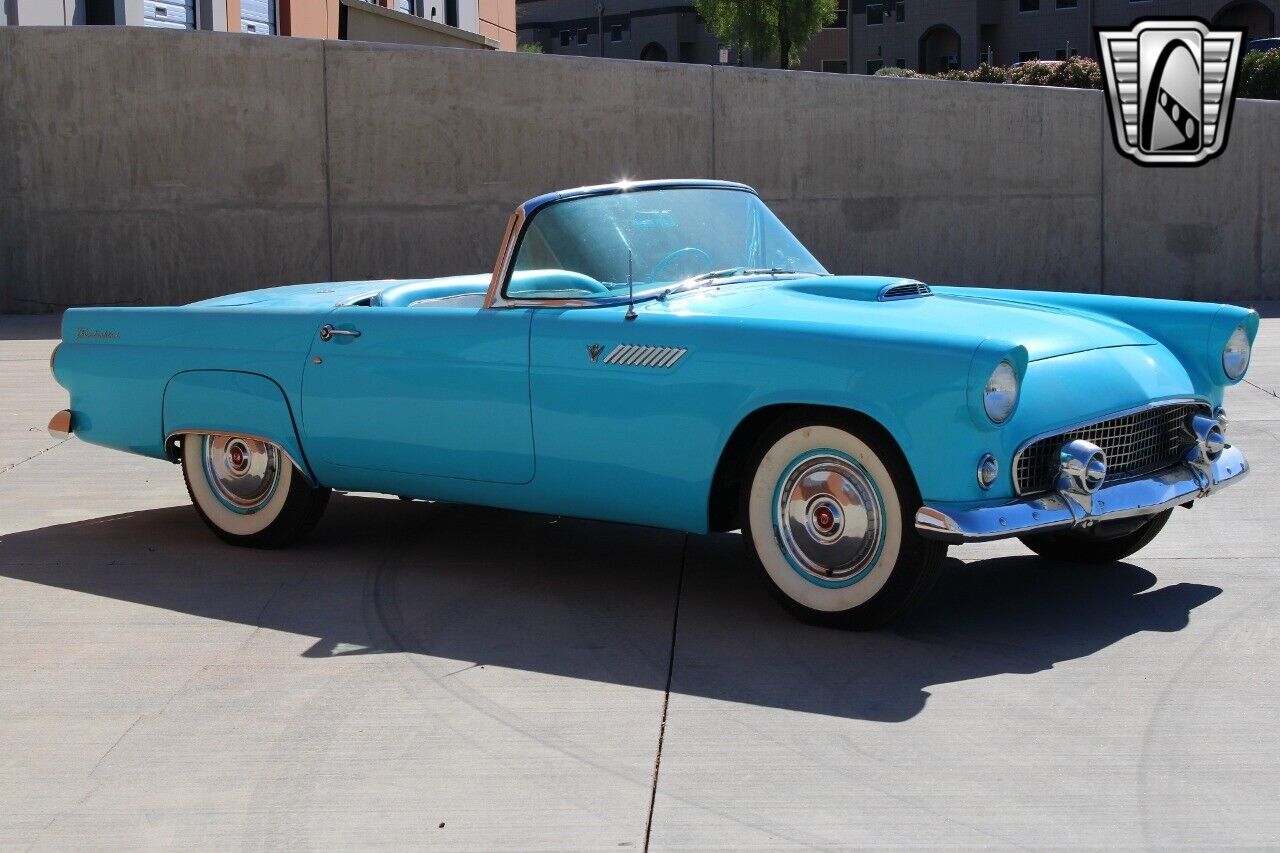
[
  {"left": 773, "top": 0, "right": 838, "bottom": 69},
  {"left": 695, "top": 0, "right": 775, "bottom": 66},
  {"left": 695, "top": 0, "right": 836, "bottom": 69}
]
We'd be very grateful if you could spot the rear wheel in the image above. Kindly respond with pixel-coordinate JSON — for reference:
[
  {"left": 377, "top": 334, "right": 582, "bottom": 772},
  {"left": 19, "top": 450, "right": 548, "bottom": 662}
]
[
  {"left": 740, "top": 414, "right": 947, "bottom": 630},
  {"left": 182, "top": 434, "right": 330, "bottom": 548},
  {"left": 1018, "top": 508, "right": 1172, "bottom": 564}
]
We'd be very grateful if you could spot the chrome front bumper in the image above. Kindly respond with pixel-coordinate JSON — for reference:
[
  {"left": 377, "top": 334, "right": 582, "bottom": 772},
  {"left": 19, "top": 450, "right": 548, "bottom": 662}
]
[{"left": 915, "top": 444, "right": 1249, "bottom": 544}]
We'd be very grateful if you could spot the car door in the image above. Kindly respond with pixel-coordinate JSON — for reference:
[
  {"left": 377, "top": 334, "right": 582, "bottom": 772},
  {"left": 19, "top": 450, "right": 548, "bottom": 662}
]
[{"left": 301, "top": 304, "right": 535, "bottom": 485}]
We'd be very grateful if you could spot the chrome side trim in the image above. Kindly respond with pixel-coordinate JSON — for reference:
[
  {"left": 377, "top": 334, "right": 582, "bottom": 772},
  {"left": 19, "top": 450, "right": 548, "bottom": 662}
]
[
  {"left": 602, "top": 344, "right": 688, "bottom": 368},
  {"left": 48, "top": 409, "right": 73, "bottom": 440},
  {"left": 165, "top": 430, "right": 317, "bottom": 488},
  {"left": 1011, "top": 397, "right": 1209, "bottom": 495},
  {"left": 915, "top": 444, "right": 1248, "bottom": 543},
  {"left": 50, "top": 343, "right": 61, "bottom": 377}
]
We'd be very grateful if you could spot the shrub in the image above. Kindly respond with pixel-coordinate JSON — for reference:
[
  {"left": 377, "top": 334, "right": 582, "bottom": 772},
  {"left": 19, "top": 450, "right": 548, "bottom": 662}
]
[
  {"left": 1241, "top": 48, "right": 1280, "bottom": 100},
  {"left": 969, "top": 63, "right": 1009, "bottom": 84},
  {"left": 871, "top": 56, "right": 1103, "bottom": 91},
  {"left": 517, "top": 42, "right": 544, "bottom": 53},
  {"left": 1008, "top": 60, "right": 1055, "bottom": 86},
  {"left": 1045, "top": 56, "right": 1103, "bottom": 90}
]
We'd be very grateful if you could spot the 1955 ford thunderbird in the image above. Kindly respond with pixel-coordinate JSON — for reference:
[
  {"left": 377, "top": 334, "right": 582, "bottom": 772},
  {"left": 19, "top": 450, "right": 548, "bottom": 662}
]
[{"left": 48, "top": 180, "right": 1257, "bottom": 628}]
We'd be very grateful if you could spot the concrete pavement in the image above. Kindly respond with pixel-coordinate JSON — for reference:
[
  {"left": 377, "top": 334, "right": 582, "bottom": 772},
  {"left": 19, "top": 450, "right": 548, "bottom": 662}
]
[{"left": 1, "top": 312, "right": 1278, "bottom": 849}]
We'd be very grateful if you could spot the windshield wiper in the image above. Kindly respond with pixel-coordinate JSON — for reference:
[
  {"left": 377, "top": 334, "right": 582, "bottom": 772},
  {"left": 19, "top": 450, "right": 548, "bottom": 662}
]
[
  {"left": 659, "top": 267, "right": 793, "bottom": 300},
  {"left": 695, "top": 267, "right": 751, "bottom": 280}
]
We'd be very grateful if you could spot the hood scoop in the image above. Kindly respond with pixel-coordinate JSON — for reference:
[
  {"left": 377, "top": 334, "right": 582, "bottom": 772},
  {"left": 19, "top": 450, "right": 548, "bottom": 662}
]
[{"left": 877, "top": 281, "right": 933, "bottom": 301}]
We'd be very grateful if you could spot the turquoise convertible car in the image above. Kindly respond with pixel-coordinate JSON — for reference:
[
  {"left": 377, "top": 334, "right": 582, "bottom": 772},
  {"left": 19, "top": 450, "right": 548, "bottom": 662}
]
[{"left": 49, "top": 180, "right": 1256, "bottom": 628}]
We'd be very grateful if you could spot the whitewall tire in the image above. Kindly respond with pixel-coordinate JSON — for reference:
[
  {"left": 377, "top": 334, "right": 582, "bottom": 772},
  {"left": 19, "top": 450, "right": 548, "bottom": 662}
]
[
  {"left": 182, "top": 434, "right": 330, "bottom": 548},
  {"left": 741, "top": 413, "right": 947, "bottom": 629}
]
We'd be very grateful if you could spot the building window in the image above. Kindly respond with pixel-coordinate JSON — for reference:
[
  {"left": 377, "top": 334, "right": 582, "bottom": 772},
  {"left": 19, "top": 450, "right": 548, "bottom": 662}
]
[
  {"left": 866, "top": 3, "right": 883, "bottom": 25},
  {"left": 895, "top": 1, "right": 904, "bottom": 22},
  {"left": 577, "top": 27, "right": 588, "bottom": 45},
  {"left": 610, "top": 23, "right": 623, "bottom": 41},
  {"left": 826, "top": 0, "right": 847, "bottom": 28},
  {"left": 1056, "top": 0, "right": 1077, "bottom": 7},
  {"left": 979, "top": 48, "right": 994, "bottom": 64},
  {"left": 559, "top": 30, "right": 571, "bottom": 46},
  {"left": 866, "top": 58, "right": 885, "bottom": 73},
  {"left": 1054, "top": 48, "right": 1079, "bottom": 60},
  {"left": 822, "top": 59, "right": 849, "bottom": 73},
  {"left": 1019, "top": 50, "right": 1040, "bottom": 62},
  {"left": 1019, "top": 0, "right": 1038, "bottom": 10}
]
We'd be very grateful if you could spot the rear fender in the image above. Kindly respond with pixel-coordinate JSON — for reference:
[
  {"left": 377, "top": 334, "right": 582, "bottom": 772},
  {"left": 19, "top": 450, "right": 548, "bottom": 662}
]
[{"left": 162, "top": 370, "right": 317, "bottom": 485}]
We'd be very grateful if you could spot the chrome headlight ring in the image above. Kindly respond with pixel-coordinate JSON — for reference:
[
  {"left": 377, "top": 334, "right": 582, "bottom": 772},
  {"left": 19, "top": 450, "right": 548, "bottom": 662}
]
[
  {"left": 1223, "top": 325, "right": 1250, "bottom": 381},
  {"left": 983, "top": 360, "right": 1019, "bottom": 424}
]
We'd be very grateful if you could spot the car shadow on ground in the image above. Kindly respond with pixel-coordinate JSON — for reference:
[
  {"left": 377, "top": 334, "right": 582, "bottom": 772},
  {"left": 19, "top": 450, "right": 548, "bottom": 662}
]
[{"left": 0, "top": 493, "right": 1220, "bottom": 723}]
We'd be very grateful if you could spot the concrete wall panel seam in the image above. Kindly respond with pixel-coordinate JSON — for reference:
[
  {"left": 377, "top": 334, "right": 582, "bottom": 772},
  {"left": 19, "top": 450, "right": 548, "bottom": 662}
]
[{"left": 322, "top": 39, "right": 335, "bottom": 283}]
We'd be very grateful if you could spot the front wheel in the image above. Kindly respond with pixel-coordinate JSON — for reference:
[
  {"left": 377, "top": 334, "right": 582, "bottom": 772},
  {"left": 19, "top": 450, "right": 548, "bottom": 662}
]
[
  {"left": 740, "top": 415, "right": 947, "bottom": 630},
  {"left": 1018, "top": 508, "right": 1172, "bottom": 564},
  {"left": 182, "top": 434, "right": 330, "bottom": 548}
]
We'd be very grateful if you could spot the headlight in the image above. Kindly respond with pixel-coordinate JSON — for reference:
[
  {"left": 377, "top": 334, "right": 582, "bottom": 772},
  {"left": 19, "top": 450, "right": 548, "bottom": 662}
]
[
  {"left": 1223, "top": 325, "right": 1250, "bottom": 380},
  {"left": 983, "top": 360, "right": 1019, "bottom": 424}
]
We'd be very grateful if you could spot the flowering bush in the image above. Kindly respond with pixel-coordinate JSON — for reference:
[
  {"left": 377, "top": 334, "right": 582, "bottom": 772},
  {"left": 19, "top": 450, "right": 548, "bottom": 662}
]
[
  {"left": 874, "top": 57, "right": 1103, "bottom": 91},
  {"left": 1240, "top": 49, "right": 1280, "bottom": 100},
  {"left": 873, "top": 66, "right": 917, "bottom": 78}
]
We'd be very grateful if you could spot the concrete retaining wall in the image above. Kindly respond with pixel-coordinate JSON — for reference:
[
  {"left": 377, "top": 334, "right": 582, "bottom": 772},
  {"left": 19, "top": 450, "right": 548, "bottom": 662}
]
[{"left": 1, "top": 26, "right": 1276, "bottom": 312}]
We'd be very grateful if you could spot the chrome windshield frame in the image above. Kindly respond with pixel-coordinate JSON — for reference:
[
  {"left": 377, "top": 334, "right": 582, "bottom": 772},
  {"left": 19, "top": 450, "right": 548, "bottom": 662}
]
[{"left": 483, "top": 179, "right": 759, "bottom": 309}]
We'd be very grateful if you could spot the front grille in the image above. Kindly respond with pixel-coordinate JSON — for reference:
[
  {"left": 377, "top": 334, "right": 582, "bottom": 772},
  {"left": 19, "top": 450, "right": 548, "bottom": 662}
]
[{"left": 1013, "top": 402, "right": 1206, "bottom": 495}]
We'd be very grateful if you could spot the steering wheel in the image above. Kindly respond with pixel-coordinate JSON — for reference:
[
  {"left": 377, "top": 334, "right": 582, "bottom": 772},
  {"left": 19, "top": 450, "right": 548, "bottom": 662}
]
[{"left": 650, "top": 247, "right": 714, "bottom": 283}]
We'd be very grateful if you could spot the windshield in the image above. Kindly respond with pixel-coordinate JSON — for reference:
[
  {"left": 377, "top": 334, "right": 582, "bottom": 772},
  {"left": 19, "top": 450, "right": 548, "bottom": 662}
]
[{"left": 505, "top": 187, "right": 827, "bottom": 300}]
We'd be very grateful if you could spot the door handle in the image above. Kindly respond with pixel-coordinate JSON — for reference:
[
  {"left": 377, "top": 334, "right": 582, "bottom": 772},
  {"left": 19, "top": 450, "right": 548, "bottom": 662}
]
[{"left": 319, "top": 324, "right": 361, "bottom": 342}]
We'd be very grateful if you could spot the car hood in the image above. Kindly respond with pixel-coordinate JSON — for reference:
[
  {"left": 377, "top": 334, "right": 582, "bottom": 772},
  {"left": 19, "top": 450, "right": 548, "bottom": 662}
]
[{"left": 658, "top": 276, "right": 1158, "bottom": 361}]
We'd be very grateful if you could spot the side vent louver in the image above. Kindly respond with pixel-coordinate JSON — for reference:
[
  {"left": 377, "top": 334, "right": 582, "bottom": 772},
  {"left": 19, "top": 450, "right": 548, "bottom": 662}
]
[
  {"left": 603, "top": 344, "right": 688, "bottom": 368},
  {"left": 877, "top": 281, "right": 933, "bottom": 301}
]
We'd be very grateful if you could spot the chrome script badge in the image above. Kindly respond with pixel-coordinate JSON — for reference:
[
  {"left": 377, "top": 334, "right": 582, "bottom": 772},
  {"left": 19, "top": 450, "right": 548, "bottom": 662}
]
[{"left": 1096, "top": 19, "right": 1245, "bottom": 166}]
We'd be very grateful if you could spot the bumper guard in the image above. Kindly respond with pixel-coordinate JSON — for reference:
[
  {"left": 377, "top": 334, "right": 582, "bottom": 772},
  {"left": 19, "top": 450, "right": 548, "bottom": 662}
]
[{"left": 915, "top": 444, "right": 1248, "bottom": 544}]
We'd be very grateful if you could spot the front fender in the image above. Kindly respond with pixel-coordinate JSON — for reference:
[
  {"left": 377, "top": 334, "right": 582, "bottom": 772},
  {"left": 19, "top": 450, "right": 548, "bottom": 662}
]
[
  {"left": 935, "top": 288, "right": 1259, "bottom": 392},
  {"left": 162, "top": 370, "right": 316, "bottom": 484}
]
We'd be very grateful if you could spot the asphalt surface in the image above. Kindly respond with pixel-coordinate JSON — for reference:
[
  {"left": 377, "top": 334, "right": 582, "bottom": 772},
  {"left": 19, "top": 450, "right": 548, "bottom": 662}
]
[{"left": 2, "top": 311, "right": 1278, "bottom": 850}]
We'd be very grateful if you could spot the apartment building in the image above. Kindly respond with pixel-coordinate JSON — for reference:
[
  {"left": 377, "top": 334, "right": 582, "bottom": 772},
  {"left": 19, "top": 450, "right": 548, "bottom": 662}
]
[
  {"left": 798, "top": 0, "right": 1277, "bottom": 74},
  {"left": 515, "top": 0, "right": 731, "bottom": 62},
  {"left": 1, "top": 0, "right": 515, "bottom": 50}
]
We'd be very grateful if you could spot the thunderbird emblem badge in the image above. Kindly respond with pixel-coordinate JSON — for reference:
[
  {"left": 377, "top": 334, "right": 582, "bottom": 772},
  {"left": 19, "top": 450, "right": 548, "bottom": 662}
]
[
  {"left": 1097, "top": 19, "right": 1244, "bottom": 166},
  {"left": 587, "top": 343, "right": 605, "bottom": 363}
]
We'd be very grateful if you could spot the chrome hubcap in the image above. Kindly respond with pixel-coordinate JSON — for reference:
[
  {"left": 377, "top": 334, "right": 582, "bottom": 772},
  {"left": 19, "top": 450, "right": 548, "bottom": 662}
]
[
  {"left": 203, "top": 435, "right": 280, "bottom": 512},
  {"left": 775, "top": 453, "right": 883, "bottom": 582}
]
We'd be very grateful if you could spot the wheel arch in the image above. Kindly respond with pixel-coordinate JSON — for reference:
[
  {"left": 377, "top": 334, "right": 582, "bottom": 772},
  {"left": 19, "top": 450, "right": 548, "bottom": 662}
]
[
  {"left": 707, "top": 403, "right": 919, "bottom": 533},
  {"left": 162, "top": 369, "right": 318, "bottom": 485}
]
